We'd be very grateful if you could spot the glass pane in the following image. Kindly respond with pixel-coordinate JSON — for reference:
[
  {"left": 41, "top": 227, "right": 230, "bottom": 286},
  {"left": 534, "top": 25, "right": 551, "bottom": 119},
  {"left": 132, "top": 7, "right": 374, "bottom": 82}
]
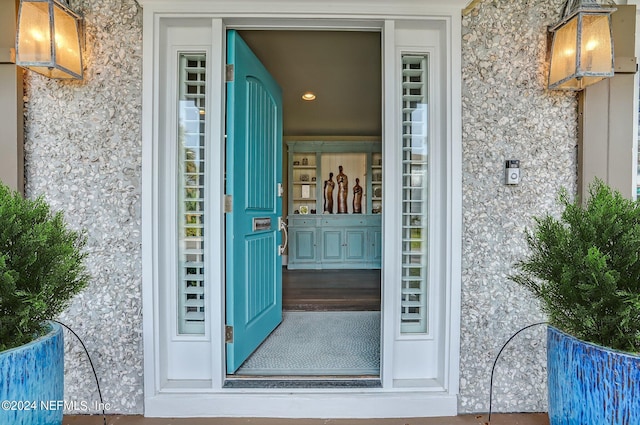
[
  {"left": 17, "top": 2, "right": 52, "bottom": 63},
  {"left": 401, "top": 54, "right": 429, "bottom": 334},
  {"left": 580, "top": 14, "right": 613, "bottom": 74},
  {"left": 549, "top": 18, "right": 578, "bottom": 88},
  {"left": 178, "top": 53, "right": 206, "bottom": 335},
  {"left": 53, "top": 6, "right": 82, "bottom": 75}
]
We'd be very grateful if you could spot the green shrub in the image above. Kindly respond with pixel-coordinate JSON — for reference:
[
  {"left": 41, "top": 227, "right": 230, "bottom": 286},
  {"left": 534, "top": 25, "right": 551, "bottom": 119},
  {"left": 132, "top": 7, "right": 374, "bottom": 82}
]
[
  {"left": 511, "top": 179, "right": 640, "bottom": 354},
  {"left": 0, "top": 183, "right": 89, "bottom": 352}
]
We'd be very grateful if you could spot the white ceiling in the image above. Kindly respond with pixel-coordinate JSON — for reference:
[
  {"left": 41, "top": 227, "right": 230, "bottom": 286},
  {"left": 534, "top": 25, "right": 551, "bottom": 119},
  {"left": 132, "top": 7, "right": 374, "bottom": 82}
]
[{"left": 239, "top": 30, "right": 382, "bottom": 138}]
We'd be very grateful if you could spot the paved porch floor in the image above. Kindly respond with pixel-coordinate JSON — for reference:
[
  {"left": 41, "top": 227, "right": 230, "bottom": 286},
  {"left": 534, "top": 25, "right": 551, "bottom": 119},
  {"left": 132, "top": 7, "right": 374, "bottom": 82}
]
[{"left": 64, "top": 413, "right": 549, "bottom": 425}]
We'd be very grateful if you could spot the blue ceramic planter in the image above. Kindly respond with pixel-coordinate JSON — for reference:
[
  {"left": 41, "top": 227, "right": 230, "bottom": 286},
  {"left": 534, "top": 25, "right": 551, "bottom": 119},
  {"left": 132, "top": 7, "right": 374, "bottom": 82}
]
[
  {"left": 547, "top": 326, "right": 640, "bottom": 425},
  {"left": 0, "top": 322, "right": 64, "bottom": 425}
]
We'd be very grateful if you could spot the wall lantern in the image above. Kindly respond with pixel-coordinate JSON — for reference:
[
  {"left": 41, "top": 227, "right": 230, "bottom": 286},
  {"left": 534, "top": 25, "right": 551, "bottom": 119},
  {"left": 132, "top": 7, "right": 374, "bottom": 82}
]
[
  {"left": 15, "top": 0, "right": 83, "bottom": 80},
  {"left": 548, "top": 0, "right": 616, "bottom": 91}
]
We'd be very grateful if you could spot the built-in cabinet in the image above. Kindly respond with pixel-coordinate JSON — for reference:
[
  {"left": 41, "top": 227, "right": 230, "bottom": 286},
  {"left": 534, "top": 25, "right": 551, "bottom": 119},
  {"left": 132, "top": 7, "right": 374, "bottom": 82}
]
[
  {"left": 287, "top": 141, "right": 382, "bottom": 270},
  {"left": 288, "top": 215, "right": 382, "bottom": 269}
]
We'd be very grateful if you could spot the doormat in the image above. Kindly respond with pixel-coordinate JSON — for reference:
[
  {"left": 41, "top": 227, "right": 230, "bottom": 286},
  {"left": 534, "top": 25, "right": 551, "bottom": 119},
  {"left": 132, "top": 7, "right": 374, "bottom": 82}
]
[{"left": 236, "top": 311, "right": 380, "bottom": 376}]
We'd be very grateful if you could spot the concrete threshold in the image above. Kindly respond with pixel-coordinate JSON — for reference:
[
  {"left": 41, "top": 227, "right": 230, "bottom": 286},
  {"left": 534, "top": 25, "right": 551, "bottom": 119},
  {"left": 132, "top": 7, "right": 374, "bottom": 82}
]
[{"left": 64, "top": 413, "right": 549, "bottom": 425}]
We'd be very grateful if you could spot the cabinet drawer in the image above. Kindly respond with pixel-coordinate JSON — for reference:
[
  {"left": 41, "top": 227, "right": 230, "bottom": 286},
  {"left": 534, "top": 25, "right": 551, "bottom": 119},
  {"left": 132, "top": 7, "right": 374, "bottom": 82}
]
[
  {"left": 321, "top": 218, "right": 368, "bottom": 226},
  {"left": 289, "top": 217, "right": 318, "bottom": 227}
]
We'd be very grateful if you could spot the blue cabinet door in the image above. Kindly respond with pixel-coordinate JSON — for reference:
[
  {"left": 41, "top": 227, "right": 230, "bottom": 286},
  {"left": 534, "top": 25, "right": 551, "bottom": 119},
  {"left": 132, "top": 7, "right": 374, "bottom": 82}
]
[
  {"left": 292, "top": 229, "right": 316, "bottom": 261},
  {"left": 371, "top": 228, "right": 382, "bottom": 266},
  {"left": 345, "top": 229, "right": 367, "bottom": 261},
  {"left": 225, "top": 30, "right": 283, "bottom": 374},
  {"left": 322, "top": 229, "right": 343, "bottom": 262}
]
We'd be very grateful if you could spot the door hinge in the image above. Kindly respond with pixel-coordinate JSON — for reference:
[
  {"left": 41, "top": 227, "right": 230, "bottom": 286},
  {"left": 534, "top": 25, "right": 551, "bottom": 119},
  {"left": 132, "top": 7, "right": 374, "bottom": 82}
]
[
  {"left": 225, "top": 325, "right": 234, "bottom": 343},
  {"left": 226, "top": 64, "right": 234, "bottom": 82},
  {"left": 224, "top": 195, "right": 232, "bottom": 213}
]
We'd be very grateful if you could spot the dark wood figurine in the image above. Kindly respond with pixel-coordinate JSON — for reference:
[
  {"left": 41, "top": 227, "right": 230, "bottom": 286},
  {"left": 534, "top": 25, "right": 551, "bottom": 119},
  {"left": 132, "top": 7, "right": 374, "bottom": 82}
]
[{"left": 323, "top": 172, "right": 335, "bottom": 213}]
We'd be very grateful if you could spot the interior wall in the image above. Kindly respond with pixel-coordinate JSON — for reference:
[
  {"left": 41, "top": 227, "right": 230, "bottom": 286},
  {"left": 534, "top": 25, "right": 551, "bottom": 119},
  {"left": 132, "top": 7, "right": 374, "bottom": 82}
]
[{"left": 321, "top": 153, "right": 367, "bottom": 214}]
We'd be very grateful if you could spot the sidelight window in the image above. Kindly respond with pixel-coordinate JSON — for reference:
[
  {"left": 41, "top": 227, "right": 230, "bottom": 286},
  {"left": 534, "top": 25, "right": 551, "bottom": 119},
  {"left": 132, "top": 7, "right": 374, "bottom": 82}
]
[
  {"left": 177, "top": 53, "right": 206, "bottom": 335},
  {"left": 400, "top": 54, "right": 429, "bottom": 334}
]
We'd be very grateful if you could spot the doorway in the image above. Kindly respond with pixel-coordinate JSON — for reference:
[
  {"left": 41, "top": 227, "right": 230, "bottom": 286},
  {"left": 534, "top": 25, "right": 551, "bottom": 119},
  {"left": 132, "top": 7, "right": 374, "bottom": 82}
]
[
  {"left": 225, "top": 30, "right": 383, "bottom": 379},
  {"left": 143, "top": 10, "right": 462, "bottom": 416}
]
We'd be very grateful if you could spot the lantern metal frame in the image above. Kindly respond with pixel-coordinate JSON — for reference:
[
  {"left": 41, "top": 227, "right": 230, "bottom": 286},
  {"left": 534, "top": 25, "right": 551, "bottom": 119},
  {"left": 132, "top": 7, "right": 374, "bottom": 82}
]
[
  {"left": 15, "top": 0, "right": 84, "bottom": 80},
  {"left": 548, "top": 0, "right": 616, "bottom": 91}
]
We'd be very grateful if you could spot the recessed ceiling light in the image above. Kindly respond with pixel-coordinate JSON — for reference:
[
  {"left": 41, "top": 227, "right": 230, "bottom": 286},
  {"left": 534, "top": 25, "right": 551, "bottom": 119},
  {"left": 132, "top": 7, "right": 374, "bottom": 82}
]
[{"left": 301, "top": 92, "right": 316, "bottom": 101}]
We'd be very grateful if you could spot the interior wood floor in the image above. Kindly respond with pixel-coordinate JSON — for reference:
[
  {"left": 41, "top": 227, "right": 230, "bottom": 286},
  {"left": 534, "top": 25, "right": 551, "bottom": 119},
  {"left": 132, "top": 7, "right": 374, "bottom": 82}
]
[{"left": 283, "top": 268, "right": 381, "bottom": 311}]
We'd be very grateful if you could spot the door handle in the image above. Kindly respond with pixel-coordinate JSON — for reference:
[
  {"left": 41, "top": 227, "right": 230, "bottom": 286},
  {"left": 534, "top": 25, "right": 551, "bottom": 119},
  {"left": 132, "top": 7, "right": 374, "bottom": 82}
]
[{"left": 278, "top": 217, "right": 288, "bottom": 256}]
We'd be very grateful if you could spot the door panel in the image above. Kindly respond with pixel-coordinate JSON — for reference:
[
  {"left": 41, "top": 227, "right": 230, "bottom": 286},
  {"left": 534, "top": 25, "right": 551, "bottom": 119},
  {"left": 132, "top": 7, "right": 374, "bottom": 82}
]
[
  {"left": 246, "top": 233, "right": 277, "bottom": 319},
  {"left": 245, "top": 77, "right": 277, "bottom": 211},
  {"left": 345, "top": 229, "right": 366, "bottom": 260},
  {"left": 292, "top": 229, "right": 316, "bottom": 260},
  {"left": 371, "top": 228, "right": 382, "bottom": 265},
  {"left": 225, "top": 30, "right": 283, "bottom": 374},
  {"left": 322, "top": 229, "right": 343, "bottom": 261}
]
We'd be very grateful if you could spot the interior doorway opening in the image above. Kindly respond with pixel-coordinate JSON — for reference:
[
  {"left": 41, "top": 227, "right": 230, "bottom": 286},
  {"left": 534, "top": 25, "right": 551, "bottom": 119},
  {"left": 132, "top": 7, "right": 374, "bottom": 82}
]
[{"left": 225, "top": 29, "right": 383, "bottom": 381}]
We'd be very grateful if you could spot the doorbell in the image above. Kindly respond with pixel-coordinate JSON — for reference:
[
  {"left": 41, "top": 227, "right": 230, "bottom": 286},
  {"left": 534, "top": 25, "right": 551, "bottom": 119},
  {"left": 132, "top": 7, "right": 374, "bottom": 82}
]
[{"left": 505, "top": 160, "right": 520, "bottom": 185}]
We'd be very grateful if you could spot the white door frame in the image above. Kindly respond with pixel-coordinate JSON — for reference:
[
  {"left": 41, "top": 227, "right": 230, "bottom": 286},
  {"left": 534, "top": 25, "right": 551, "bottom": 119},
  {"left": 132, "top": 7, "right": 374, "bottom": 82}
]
[{"left": 140, "top": 0, "right": 465, "bottom": 418}]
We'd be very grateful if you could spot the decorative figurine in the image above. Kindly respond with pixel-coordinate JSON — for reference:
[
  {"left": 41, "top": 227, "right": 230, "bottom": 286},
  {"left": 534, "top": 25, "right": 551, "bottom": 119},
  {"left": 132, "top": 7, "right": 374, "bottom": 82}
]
[
  {"left": 323, "top": 172, "right": 335, "bottom": 214},
  {"left": 353, "top": 178, "right": 362, "bottom": 214},
  {"left": 336, "top": 165, "right": 348, "bottom": 214}
]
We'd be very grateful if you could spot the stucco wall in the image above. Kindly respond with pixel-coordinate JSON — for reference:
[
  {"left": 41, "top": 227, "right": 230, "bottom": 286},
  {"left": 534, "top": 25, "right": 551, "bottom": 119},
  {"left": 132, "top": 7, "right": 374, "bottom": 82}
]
[
  {"left": 460, "top": 0, "right": 578, "bottom": 413},
  {"left": 21, "top": 0, "right": 579, "bottom": 416},
  {"left": 23, "top": 0, "right": 144, "bottom": 414}
]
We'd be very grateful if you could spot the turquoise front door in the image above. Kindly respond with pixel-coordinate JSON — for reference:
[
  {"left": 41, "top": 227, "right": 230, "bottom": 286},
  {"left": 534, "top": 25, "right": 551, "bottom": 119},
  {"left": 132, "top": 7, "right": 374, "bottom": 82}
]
[{"left": 225, "top": 30, "right": 284, "bottom": 374}]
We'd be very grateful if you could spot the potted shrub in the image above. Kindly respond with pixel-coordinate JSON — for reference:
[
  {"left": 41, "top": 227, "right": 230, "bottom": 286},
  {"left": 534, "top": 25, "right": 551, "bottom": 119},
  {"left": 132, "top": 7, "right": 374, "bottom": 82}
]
[
  {"left": 0, "top": 183, "right": 89, "bottom": 425},
  {"left": 511, "top": 179, "right": 640, "bottom": 425}
]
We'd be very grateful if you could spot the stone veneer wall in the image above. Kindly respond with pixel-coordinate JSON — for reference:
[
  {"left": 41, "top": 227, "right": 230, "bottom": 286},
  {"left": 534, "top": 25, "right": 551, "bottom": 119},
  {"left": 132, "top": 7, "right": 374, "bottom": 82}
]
[
  {"left": 21, "top": 0, "right": 579, "bottom": 415},
  {"left": 460, "top": 0, "right": 578, "bottom": 413},
  {"left": 23, "top": 0, "right": 144, "bottom": 414}
]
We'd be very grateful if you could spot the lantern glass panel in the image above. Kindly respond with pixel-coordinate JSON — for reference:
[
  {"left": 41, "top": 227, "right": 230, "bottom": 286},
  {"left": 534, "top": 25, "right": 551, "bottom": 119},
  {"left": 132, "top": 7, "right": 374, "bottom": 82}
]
[
  {"left": 53, "top": 5, "right": 82, "bottom": 76},
  {"left": 17, "top": 1, "right": 52, "bottom": 63},
  {"left": 580, "top": 14, "right": 613, "bottom": 74},
  {"left": 549, "top": 17, "right": 578, "bottom": 88}
]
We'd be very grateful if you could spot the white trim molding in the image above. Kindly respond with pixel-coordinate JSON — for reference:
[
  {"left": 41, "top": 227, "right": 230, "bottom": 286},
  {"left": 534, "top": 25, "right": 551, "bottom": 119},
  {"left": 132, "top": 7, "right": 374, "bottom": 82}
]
[
  {"left": 140, "top": 0, "right": 466, "bottom": 418},
  {"left": 138, "top": 0, "right": 471, "bottom": 16}
]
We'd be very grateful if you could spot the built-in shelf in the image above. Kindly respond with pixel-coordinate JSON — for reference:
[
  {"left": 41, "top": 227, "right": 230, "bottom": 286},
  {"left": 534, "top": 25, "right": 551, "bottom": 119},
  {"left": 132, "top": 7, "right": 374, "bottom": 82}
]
[{"left": 286, "top": 141, "right": 383, "bottom": 269}]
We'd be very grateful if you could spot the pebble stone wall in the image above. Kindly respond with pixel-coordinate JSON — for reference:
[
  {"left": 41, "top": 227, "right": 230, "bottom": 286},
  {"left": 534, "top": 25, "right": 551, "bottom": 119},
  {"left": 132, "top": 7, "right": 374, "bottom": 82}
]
[
  {"left": 460, "top": 0, "right": 578, "bottom": 413},
  {"left": 21, "top": 0, "right": 580, "bottom": 416},
  {"left": 23, "top": 0, "right": 144, "bottom": 414}
]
